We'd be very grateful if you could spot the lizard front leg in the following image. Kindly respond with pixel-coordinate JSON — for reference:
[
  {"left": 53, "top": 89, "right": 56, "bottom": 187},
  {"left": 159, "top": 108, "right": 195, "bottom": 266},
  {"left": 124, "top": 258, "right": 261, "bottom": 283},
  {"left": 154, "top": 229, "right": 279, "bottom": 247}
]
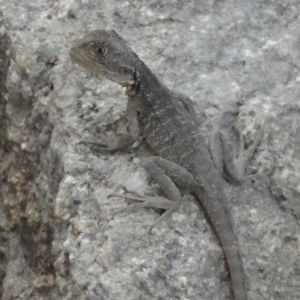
[
  {"left": 111, "top": 156, "right": 199, "bottom": 228},
  {"left": 82, "top": 97, "right": 141, "bottom": 152}
]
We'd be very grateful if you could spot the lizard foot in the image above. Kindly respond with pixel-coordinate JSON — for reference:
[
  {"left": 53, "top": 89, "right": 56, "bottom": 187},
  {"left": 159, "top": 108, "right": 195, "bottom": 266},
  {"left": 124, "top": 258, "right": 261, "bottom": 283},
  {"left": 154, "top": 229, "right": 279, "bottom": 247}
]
[
  {"left": 78, "top": 132, "right": 138, "bottom": 152},
  {"left": 222, "top": 123, "right": 265, "bottom": 183},
  {"left": 109, "top": 192, "right": 180, "bottom": 230}
]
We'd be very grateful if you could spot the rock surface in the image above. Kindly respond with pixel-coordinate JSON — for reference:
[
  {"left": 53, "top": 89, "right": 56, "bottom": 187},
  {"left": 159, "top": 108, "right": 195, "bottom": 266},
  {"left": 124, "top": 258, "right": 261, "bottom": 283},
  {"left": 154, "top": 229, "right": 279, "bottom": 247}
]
[{"left": 0, "top": 1, "right": 300, "bottom": 299}]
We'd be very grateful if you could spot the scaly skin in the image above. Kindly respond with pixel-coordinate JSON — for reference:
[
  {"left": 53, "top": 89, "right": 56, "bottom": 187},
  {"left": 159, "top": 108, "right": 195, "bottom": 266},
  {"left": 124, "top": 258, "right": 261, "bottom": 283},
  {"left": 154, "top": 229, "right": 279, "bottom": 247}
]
[{"left": 69, "top": 30, "right": 257, "bottom": 300}]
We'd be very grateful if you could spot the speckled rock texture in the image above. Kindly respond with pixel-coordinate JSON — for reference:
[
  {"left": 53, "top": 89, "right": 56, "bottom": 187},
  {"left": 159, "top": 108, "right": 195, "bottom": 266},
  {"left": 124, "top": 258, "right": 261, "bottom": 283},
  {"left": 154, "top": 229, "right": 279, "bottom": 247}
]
[{"left": 0, "top": 1, "right": 300, "bottom": 299}]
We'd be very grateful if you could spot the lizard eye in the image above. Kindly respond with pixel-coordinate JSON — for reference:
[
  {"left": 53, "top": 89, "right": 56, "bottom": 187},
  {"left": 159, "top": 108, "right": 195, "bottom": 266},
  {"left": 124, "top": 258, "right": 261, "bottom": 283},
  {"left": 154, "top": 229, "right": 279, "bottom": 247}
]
[
  {"left": 90, "top": 45, "right": 108, "bottom": 56},
  {"left": 97, "top": 47, "right": 106, "bottom": 54}
]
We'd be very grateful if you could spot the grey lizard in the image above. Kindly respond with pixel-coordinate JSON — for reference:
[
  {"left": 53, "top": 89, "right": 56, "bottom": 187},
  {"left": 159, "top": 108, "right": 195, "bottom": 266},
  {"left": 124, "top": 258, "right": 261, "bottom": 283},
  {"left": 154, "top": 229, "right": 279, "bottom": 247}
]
[{"left": 70, "top": 30, "right": 264, "bottom": 300}]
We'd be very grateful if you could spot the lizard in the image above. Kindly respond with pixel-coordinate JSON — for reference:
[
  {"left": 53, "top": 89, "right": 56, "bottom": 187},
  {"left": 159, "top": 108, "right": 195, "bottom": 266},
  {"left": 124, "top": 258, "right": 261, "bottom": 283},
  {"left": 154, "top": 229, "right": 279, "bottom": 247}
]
[{"left": 70, "top": 30, "right": 264, "bottom": 300}]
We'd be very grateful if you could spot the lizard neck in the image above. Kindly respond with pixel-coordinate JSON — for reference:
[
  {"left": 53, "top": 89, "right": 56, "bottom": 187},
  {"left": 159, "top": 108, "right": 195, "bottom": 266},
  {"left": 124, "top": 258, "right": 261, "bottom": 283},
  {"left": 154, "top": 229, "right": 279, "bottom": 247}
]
[{"left": 125, "top": 60, "right": 167, "bottom": 99}]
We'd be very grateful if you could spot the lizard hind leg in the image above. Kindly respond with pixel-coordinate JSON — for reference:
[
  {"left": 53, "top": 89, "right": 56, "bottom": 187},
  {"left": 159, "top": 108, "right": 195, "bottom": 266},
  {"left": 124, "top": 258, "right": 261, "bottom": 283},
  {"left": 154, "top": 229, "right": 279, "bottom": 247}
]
[
  {"left": 110, "top": 156, "right": 198, "bottom": 230},
  {"left": 109, "top": 192, "right": 179, "bottom": 231}
]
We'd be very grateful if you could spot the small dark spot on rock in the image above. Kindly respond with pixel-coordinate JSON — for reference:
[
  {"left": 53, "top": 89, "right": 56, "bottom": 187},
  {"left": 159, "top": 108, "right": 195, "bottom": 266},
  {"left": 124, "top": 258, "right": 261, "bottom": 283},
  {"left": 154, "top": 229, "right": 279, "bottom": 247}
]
[
  {"left": 232, "top": 60, "right": 246, "bottom": 69},
  {"left": 67, "top": 10, "right": 76, "bottom": 19},
  {"left": 46, "top": 56, "right": 58, "bottom": 69},
  {"left": 73, "top": 199, "right": 82, "bottom": 205},
  {"left": 38, "top": 27, "right": 46, "bottom": 33},
  {"left": 284, "top": 236, "right": 297, "bottom": 243},
  {"left": 36, "top": 56, "right": 43, "bottom": 63}
]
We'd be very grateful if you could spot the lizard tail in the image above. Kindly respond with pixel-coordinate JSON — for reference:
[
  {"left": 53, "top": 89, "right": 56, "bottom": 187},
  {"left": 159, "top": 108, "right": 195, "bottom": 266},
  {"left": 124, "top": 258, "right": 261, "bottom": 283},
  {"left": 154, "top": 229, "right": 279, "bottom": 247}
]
[{"left": 196, "top": 187, "right": 248, "bottom": 300}]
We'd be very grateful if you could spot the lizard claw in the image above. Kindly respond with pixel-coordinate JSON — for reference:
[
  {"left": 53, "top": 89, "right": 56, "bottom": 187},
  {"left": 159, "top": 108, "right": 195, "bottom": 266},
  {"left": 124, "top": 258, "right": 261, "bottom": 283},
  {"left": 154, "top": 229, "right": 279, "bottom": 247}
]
[
  {"left": 78, "top": 138, "right": 123, "bottom": 153},
  {"left": 79, "top": 131, "right": 138, "bottom": 152},
  {"left": 78, "top": 130, "right": 118, "bottom": 152},
  {"left": 110, "top": 192, "right": 177, "bottom": 210},
  {"left": 109, "top": 192, "right": 180, "bottom": 229}
]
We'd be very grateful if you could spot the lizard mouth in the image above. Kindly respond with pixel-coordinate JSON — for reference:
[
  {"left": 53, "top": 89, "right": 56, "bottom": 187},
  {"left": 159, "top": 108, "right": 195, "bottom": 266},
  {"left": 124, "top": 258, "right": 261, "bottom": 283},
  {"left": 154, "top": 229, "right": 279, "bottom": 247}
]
[{"left": 70, "top": 48, "right": 134, "bottom": 86}]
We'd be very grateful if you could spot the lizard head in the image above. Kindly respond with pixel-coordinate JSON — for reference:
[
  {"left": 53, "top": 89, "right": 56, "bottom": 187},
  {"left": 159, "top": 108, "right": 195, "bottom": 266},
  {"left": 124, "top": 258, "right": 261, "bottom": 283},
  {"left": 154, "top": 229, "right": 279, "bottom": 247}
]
[{"left": 70, "top": 30, "right": 139, "bottom": 86}]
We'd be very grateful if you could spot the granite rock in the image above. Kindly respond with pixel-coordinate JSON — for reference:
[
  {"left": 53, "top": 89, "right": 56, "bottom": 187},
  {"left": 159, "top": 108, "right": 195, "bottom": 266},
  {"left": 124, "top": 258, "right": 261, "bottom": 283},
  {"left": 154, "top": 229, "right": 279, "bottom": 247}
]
[{"left": 0, "top": 1, "right": 300, "bottom": 299}]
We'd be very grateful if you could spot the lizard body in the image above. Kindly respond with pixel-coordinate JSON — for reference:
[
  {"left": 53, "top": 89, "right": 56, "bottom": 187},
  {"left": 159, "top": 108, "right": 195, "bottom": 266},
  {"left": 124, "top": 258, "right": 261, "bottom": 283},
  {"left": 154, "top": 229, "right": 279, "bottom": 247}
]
[{"left": 70, "top": 30, "right": 262, "bottom": 300}]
